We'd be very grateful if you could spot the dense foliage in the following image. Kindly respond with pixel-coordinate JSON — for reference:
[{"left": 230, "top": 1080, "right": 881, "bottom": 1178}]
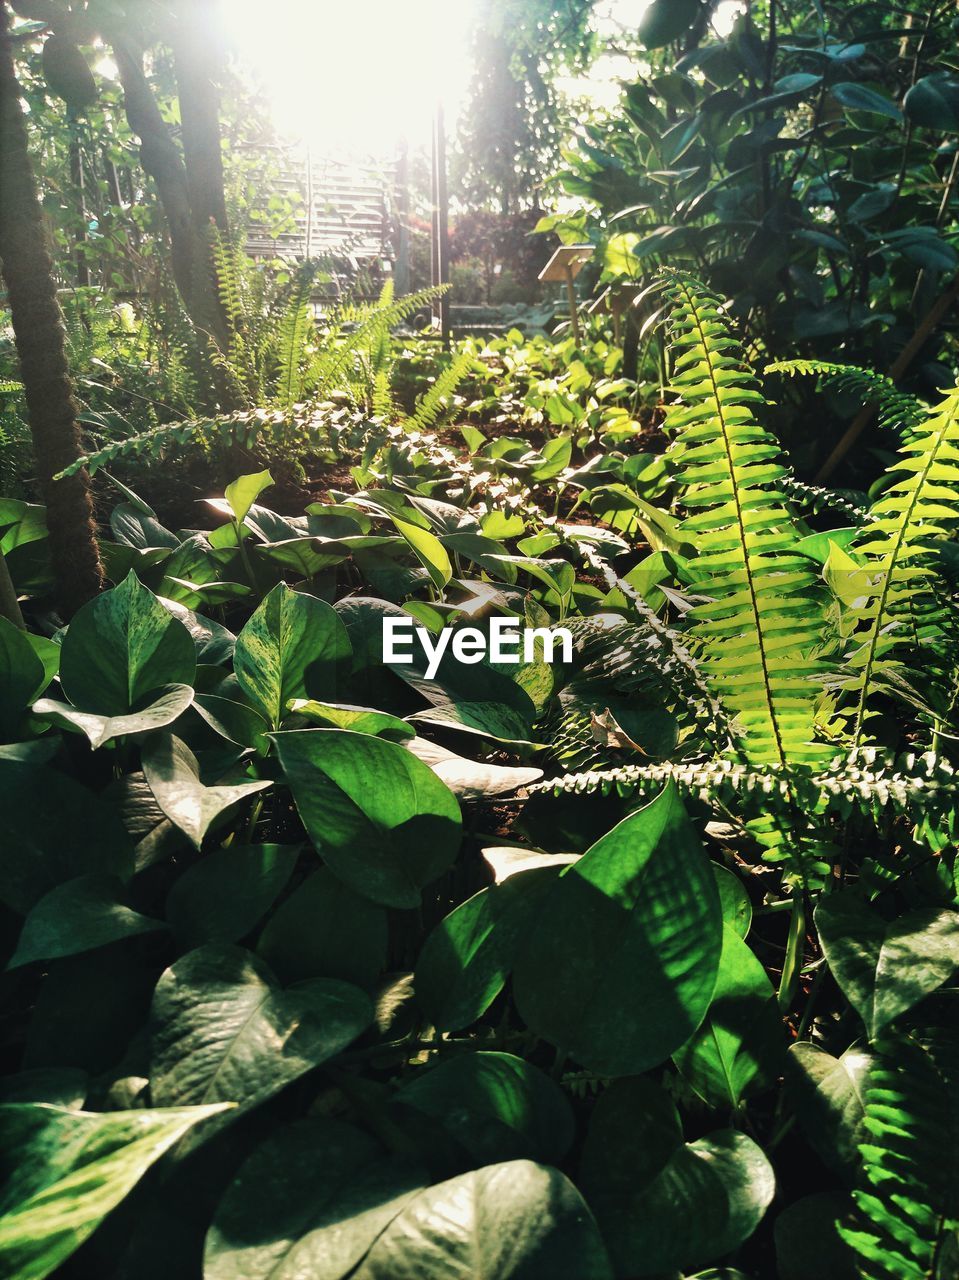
[{"left": 3, "top": 3, "right": 959, "bottom": 1280}]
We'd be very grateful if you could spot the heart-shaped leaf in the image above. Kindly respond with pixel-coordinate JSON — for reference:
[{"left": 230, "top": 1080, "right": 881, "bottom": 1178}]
[
  {"left": 816, "top": 897, "right": 959, "bottom": 1039},
  {"left": 0, "top": 1101, "right": 228, "bottom": 1280},
  {"left": 165, "top": 845, "right": 299, "bottom": 948},
  {"left": 787, "top": 1041, "right": 873, "bottom": 1182},
  {"left": 274, "top": 729, "right": 461, "bottom": 908},
  {"left": 0, "top": 616, "right": 47, "bottom": 738},
  {"left": 142, "top": 734, "right": 271, "bottom": 849},
  {"left": 513, "top": 784, "right": 723, "bottom": 1076},
  {"left": 150, "top": 944, "right": 372, "bottom": 1108},
  {"left": 8, "top": 874, "right": 165, "bottom": 969},
  {"left": 352, "top": 1160, "right": 613, "bottom": 1280},
  {"left": 224, "top": 470, "right": 273, "bottom": 526},
  {"left": 287, "top": 699, "right": 414, "bottom": 740},
  {"left": 234, "top": 583, "right": 352, "bottom": 727},
  {"left": 0, "top": 762, "right": 133, "bottom": 914},
  {"left": 59, "top": 572, "right": 196, "bottom": 716},
  {"left": 391, "top": 516, "right": 452, "bottom": 590},
  {"left": 33, "top": 683, "right": 194, "bottom": 749},
  {"left": 394, "top": 1051, "right": 574, "bottom": 1165},
  {"left": 406, "top": 737, "right": 542, "bottom": 799},
  {"left": 415, "top": 870, "right": 556, "bottom": 1031},
  {"left": 205, "top": 1117, "right": 426, "bottom": 1280},
  {"left": 673, "top": 925, "right": 783, "bottom": 1108},
  {"left": 580, "top": 1078, "right": 775, "bottom": 1275}
]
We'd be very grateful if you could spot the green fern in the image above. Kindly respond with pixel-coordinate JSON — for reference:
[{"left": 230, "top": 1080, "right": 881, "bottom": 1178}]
[
  {"left": 841, "top": 1030, "right": 959, "bottom": 1280},
  {"left": 833, "top": 385, "right": 959, "bottom": 744},
  {"left": 766, "top": 359, "right": 927, "bottom": 440},
  {"left": 663, "top": 272, "right": 828, "bottom": 768},
  {"left": 781, "top": 474, "right": 870, "bottom": 525},
  {"left": 403, "top": 349, "right": 474, "bottom": 433}
]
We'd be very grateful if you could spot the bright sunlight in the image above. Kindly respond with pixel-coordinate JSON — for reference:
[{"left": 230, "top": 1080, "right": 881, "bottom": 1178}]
[{"left": 230, "top": 0, "right": 477, "bottom": 153}]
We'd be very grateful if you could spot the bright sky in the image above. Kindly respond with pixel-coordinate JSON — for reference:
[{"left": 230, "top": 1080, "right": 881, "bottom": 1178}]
[
  {"left": 228, "top": 0, "right": 477, "bottom": 156},
  {"left": 227, "top": 0, "right": 744, "bottom": 157}
]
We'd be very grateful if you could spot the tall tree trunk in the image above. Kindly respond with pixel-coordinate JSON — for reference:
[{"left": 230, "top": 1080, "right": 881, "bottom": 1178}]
[
  {"left": 0, "top": 3, "right": 103, "bottom": 616},
  {"left": 111, "top": 7, "right": 234, "bottom": 384},
  {"left": 173, "top": 0, "right": 228, "bottom": 237}
]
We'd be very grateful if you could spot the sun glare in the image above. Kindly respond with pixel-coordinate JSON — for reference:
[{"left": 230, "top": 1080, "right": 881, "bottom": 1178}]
[{"left": 228, "top": 0, "right": 477, "bottom": 157}]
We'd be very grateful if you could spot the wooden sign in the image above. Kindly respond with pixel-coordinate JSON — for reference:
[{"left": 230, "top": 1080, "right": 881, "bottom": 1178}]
[{"left": 538, "top": 245, "right": 594, "bottom": 342}]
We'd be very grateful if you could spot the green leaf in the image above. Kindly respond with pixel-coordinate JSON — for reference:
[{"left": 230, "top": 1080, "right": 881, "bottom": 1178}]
[
  {"left": 59, "top": 573, "right": 196, "bottom": 716},
  {"left": 257, "top": 866, "right": 387, "bottom": 986},
  {"left": 8, "top": 874, "right": 165, "bottom": 970},
  {"left": 204, "top": 1117, "right": 426, "bottom": 1280},
  {"left": 394, "top": 1051, "right": 574, "bottom": 1165},
  {"left": 775, "top": 1193, "right": 857, "bottom": 1280},
  {"left": 33, "top": 684, "right": 195, "bottom": 750},
  {"left": 787, "top": 1041, "right": 872, "bottom": 1182},
  {"left": 287, "top": 698, "right": 414, "bottom": 740},
  {"left": 672, "top": 925, "right": 783, "bottom": 1108},
  {"left": 391, "top": 516, "right": 452, "bottom": 590},
  {"left": 352, "top": 1160, "right": 613, "bottom": 1280},
  {"left": 224, "top": 471, "right": 273, "bottom": 526},
  {"left": 165, "top": 845, "right": 299, "bottom": 948},
  {"left": 638, "top": 0, "right": 699, "bottom": 49},
  {"left": 142, "top": 734, "right": 271, "bottom": 850},
  {"left": 714, "top": 864, "right": 752, "bottom": 938},
  {"left": 150, "top": 944, "right": 371, "bottom": 1108},
  {"left": 193, "top": 693, "right": 270, "bottom": 753},
  {"left": 530, "top": 434, "right": 572, "bottom": 481},
  {"left": 830, "top": 81, "right": 901, "bottom": 120},
  {"left": 580, "top": 1078, "right": 775, "bottom": 1275},
  {"left": 406, "top": 737, "right": 543, "bottom": 801},
  {"left": 904, "top": 72, "right": 959, "bottom": 131},
  {"left": 0, "top": 1101, "right": 228, "bottom": 1280},
  {"left": 234, "top": 583, "right": 352, "bottom": 728},
  {"left": 407, "top": 700, "right": 539, "bottom": 747},
  {"left": 882, "top": 227, "right": 958, "bottom": 273},
  {"left": 816, "top": 897, "right": 959, "bottom": 1040},
  {"left": 274, "top": 729, "right": 461, "bottom": 909},
  {"left": 255, "top": 537, "right": 349, "bottom": 578},
  {"left": 415, "top": 871, "right": 556, "bottom": 1031},
  {"left": 0, "top": 616, "right": 46, "bottom": 738},
  {"left": 513, "top": 785, "right": 723, "bottom": 1076},
  {"left": 0, "top": 762, "right": 133, "bottom": 914}
]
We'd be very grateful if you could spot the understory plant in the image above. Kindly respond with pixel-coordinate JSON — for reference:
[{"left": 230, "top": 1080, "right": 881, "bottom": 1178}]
[{"left": 0, "top": 274, "right": 958, "bottom": 1280}]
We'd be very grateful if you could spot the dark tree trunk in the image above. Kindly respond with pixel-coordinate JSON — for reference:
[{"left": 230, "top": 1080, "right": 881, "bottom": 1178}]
[
  {"left": 173, "top": 0, "right": 228, "bottom": 238},
  {"left": 0, "top": 3, "right": 103, "bottom": 616}
]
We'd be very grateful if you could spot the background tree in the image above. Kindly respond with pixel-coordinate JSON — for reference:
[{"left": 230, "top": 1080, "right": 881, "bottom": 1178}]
[
  {"left": 0, "top": 0, "right": 102, "bottom": 615},
  {"left": 455, "top": 0, "right": 597, "bottom": 215}
]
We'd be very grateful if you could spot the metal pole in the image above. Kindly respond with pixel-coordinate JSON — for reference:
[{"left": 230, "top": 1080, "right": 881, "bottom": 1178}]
[{"left": 431, "top": 100, "right": 450, "bottom": 349}]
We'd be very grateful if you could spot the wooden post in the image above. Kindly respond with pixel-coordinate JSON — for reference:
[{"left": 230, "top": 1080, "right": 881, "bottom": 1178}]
[
  {"left": 538, "top": 245, "right": 593, "bottom": 343},
  {"left": 564, "top": 263, "right": 580, "bottom": 345}
]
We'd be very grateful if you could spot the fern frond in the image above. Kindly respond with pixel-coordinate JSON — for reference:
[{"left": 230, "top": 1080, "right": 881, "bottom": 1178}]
[
  {"left": 835, "top": 385, "right": 959, "bottom": 743},
  {"left": 663, "top": 273, "right": 828, "bottom": 767},
  {"left": 571, "top": 545, "right": 736, "bottom": 750},
  {"left": 531, "top": 747, "right": 959, "bottom": 841},
  {"left": 55, "top": 407, "right": 328, "bottom": 478},
  {"left": 309, "top": 285, "right": 442, "bottom": 406},
  {"left": 766, "top": 359, "right": 927, "bottom": 440},
  {"left": 274, "top": 262, "right": 320, "bottom": 409},
  {"left": 404, "top": 350, "right": 473, "bottom": 433},
  {"left": 841, "top": 1029, "right": 959, "bottom": 1280},
  {"left": 781, "top": 475, "right": 870, "bottom": 525}
]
